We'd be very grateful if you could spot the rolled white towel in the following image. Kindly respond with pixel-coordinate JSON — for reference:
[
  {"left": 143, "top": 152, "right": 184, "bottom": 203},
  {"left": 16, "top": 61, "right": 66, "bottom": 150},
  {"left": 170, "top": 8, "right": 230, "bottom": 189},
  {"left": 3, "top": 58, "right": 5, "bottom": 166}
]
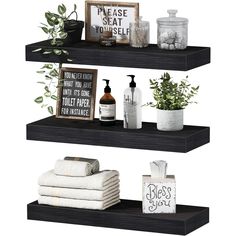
[
  {"left": 38, "top": 170, "right": 119, "bottom": 190},
  {"left": 38, "top": 182, "right": 120, "bottom": 201},
  {"left": 38, "top": 195, "right": 120, "bottom": 210},
  {"left": 54, "top": 157, "right": 99, "bottom": 177}
]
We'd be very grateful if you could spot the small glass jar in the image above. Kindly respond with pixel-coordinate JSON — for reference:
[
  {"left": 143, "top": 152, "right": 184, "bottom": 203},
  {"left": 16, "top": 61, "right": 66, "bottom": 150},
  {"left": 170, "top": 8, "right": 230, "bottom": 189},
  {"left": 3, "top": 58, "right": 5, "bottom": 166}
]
[
  {"left": 129, "top": 17, "right": 149, "bottom": 48},
  {"left": 99, "top": 30, "right": 116, "bottom": 47},
  {"left": 157, "top": 10, "right": 188, "bottom": 50}
]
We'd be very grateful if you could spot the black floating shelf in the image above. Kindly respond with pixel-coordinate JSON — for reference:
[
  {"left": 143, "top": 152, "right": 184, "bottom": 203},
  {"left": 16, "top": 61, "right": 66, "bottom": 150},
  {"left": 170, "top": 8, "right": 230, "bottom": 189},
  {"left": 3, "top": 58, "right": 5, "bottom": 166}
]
[
  {"left": 26, "top": 116, "right": 210, "bottom": 153},
  {"left": 26, "top": 40, "right": 210, "bottom": 71},
  {"left": 27, "top": 199, "right": 209, "bottom": 235}
]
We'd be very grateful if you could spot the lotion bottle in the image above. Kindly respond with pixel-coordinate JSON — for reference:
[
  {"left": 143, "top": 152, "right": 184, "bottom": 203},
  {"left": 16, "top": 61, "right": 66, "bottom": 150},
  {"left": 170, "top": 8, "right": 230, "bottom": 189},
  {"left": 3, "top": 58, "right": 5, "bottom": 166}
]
[
  {"left": 124, "top": 75, "right": 142, "bottom": 129},
  {"left": 99, "top": 79, "right": 116, "bottom": 126}
]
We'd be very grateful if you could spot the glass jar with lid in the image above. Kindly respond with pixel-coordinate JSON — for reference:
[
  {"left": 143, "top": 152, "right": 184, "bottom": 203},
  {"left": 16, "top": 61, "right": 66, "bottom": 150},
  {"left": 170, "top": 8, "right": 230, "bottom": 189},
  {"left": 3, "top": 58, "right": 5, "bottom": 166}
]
[{"left": 157, "top": 10, "right": 188, "bottom": 50}]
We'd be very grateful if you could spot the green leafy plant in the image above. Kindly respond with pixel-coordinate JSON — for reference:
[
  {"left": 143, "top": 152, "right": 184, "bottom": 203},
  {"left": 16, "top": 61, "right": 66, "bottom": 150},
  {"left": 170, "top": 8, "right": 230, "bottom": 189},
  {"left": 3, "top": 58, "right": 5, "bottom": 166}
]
[
  {"left": 33, "top": 4, "right": 79, "bottom": 114},
  {"left": 32, "top": 3, "right": 79, "bottom": 59},
  {"left": 34, "top": 63, "right": 61, "bottom": 114},
  {"left": 41, "top": 3, "right": 78, "bottom": 47},
  {"left": 147, "top": 72, "right": 199, "bottom": 110}
]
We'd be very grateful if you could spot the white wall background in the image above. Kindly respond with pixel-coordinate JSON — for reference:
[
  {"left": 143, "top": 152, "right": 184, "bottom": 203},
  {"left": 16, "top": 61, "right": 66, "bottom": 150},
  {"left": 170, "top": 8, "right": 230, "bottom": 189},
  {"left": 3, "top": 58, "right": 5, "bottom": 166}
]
[{"left": 1, "top": 0, "right": 235, "bottom": 235}]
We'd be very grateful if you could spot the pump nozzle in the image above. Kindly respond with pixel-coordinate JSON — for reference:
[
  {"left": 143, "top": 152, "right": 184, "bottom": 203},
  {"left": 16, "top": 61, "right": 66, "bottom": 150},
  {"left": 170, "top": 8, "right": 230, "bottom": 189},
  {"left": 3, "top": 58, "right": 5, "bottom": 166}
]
[
  {"left": 103, "top": 79, "right": 111, "bottom": 93},
  {"left": 127, "top": 75, "right": 136, "bottom": 88},
  {"left": 103, "top": 79, "right": 109, "bottom": 85}
]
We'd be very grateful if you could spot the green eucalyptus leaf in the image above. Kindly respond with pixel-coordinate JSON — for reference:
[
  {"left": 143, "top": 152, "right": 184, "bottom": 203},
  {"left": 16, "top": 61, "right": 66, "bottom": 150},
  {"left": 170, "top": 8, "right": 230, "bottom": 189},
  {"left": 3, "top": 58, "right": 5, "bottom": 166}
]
[
  {"left": 34, "top": 96, "right": 43, "bottom": 103},
  {"left": 58, "top": 5, "right": 65, "bottom": 15},
  {"left": 44, "top": 91, "right": 51, "bottom": 97},
  {"left": 49, "top": 69, "right": 59, "bottom": 77},
  {"left": 58, "top": 18, "right": 64, "bottom": 27},
  {"left": 58, "top": 17, "right": 63, "bottom": 23},
  {"left": 45, "top": 12, "right": 52, "bottom": 20},
  {"left": 32, "top": 48, "right": 42, "bottom": 53},
  {"left": 61, "top": 4, "right": 66, "bottom": 13},
  {"left": 50, "top": 40, "right": 57, "bottom": 46},
  {"left": 56, "top": 40, "right": 64, "bottom": 46},
  {"left": 43, "top": 51, "right": 52, "bottom": 55},
  {"left": 48, "top": 106, "right": 54, "bottom": 114},
  {"left": 41, "top": 27, "right": 49, "bottom": 34},
  {"left": 48, "top": 28, "right": 54, "bottom": 34},
  {"left": 53, "top": 49, "right": 62, "bottom": 55},
  {"left": 62, "top": 50, "right": 69, "bottom": 55},
  {"left": 45, "top": 75, "right": 53, "bottom": 80},
  {"left": 45, "top": 12, "right": 55, "bottom": 26},
  {"left": 48, "top": 19, "right": 55, "bottom": 26},
  {"left": 59, "top": 32, "right": 68, "bottom": 39},
  {"left": 51, "top": 95, "right": 57, "bottom": 100},
  {"left": 52, "top": 13, "right": 60, "bottom": 18},
  {"left": 44, "top": 86, "right": 50, "bottom": 92},
  {"left": 43, "top": 49, "right": 53, "bottom": 54},
  {"left": 52, "top": 32, "right": 58, "bottom": 38},
  {"left": 36, "top": 70, "right": 45, "bottom": 74},
  {"left": 41, "top": 64, "right": 53, "bottom": 69},
  {"left": 41, "top": 22, "right": 48, "bottom": 27}
]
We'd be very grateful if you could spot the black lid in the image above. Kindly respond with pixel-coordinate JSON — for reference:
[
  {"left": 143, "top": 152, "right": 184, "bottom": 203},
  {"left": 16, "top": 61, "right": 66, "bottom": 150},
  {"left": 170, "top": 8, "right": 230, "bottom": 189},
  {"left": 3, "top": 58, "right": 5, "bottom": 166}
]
[
  {"left": 103, "top": 79, "right": 111, "bottom": 93},
  {"left": 127, "top": 75, "right": 136, "bottom": 88}
]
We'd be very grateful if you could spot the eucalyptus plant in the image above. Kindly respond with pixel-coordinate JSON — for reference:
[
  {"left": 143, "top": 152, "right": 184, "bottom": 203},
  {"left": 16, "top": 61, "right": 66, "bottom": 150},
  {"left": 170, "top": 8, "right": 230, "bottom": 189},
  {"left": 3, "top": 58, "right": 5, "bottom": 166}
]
[
  {"left": 34, "top": 63, "right": 61, "bottom": 114},
  {"left": 147, "top": 72, "right": 199, "bottom": 110}
]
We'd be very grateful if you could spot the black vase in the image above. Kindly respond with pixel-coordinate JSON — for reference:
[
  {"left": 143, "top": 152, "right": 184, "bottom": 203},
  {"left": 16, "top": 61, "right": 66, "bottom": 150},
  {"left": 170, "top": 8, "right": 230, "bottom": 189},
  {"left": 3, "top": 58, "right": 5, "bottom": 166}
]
[{"left": 63, "top": 20, "right": 84, "bottom": 45}]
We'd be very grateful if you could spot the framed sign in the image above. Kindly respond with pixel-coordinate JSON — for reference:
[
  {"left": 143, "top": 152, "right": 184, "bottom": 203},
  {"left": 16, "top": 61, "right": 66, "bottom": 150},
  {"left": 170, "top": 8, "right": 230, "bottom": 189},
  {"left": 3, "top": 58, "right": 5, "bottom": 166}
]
[
  {"left": 56, "top": 68, "right": 97, "bottom": 120},
  {"left": 85, "top": 1, "right": 139, "bottom": 44}
]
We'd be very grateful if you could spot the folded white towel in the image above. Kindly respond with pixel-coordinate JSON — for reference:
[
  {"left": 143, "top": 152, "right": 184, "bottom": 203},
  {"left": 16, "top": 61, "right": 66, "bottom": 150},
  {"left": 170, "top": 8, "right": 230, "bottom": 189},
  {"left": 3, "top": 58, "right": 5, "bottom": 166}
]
[
  {"left": 38, "top": 195, "right": 120, "bottom": 210},
  {"left": 54, "top": 157, "right": 99, "bottom": 177},
  {"left": 38, "top": 182, "right": 120, "bottom": 200},
  {"left": 38, "top": 170, "right": 119, "bottom": 190}
]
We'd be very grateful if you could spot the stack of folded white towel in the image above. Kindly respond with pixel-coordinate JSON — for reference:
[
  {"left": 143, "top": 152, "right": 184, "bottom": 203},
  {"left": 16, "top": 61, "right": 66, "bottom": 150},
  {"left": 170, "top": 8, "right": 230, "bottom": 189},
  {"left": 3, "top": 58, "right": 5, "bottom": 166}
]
[{"left": 38, "top": 157, "right": 120, "bottom": 210}]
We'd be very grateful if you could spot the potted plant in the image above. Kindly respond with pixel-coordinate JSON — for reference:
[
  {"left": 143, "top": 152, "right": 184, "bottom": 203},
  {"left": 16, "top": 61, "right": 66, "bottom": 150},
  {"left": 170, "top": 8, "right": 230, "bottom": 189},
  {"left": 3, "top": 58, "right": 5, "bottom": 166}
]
[
  {"left": 41, "top": 4, "right": 84, "bottom": 46},
  {"left": 34, "top": 4, "right": 84, "bottom": 115},
  {"left": 147, "top": 72, "right": 199, "bottom": 131}
]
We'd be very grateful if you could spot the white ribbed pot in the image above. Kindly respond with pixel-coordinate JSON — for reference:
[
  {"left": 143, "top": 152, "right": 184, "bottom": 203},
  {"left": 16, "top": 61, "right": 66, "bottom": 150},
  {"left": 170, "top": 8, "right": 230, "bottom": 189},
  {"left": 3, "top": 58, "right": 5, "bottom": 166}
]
[{"left": 156, "top": 109, "right": 184, "bottom": 131}]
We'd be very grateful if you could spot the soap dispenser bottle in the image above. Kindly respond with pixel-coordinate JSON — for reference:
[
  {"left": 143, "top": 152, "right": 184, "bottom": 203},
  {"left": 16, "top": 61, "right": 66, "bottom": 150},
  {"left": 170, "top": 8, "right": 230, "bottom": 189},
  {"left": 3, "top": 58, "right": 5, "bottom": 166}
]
[
  {"left": 124, "top": 75, "right": 142, "bottom": 129},
  {"left": 99, "top": 79, "right": 116, "bottom": 126}
]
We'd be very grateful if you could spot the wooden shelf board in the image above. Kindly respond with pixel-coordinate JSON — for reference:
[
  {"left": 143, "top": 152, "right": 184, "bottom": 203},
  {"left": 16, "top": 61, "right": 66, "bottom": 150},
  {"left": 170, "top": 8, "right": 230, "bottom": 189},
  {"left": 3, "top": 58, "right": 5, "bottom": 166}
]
[
  {"left": 26, "top": 40, "right": 210, "bottom": 71},
  {"left": 26, "top": 116, "right": 210, "bottom": 153},
  {"left": 27, "top": 199, "right": 209, "bottom": 235}
]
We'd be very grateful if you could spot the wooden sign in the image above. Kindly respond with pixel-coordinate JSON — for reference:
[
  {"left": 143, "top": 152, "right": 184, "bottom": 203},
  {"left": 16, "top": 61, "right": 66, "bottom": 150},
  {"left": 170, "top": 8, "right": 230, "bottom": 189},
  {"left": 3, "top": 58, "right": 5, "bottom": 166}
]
[
  {"left": 85, "top": 1, "right": 139, "bottom": 44},
  {"left": 142, "top": 175, "right": 176, "bottom": 214},
  {"left": 56, "top": 68, "right": 97, "bottom": 120}
]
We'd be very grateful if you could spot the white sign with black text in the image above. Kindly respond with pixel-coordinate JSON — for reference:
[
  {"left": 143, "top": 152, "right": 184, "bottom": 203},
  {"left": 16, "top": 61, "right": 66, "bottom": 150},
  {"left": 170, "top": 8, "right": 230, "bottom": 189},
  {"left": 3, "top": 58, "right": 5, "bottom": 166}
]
[
  {"left": 142, "top": 175, "right": 176, "bottom": 214},
  {"left": 85, "top": 1, "right": 139, "bottom": 43}
]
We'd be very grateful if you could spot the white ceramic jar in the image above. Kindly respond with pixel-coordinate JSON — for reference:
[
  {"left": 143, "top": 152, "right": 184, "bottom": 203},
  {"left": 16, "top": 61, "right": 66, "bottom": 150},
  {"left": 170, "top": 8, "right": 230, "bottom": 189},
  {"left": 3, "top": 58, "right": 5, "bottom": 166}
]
[
  {"left": 157, "top": 10, "right": 188, "bottom": 50},
  {"left": 156, "top": 109, "right": 183, "bottom": 131}
]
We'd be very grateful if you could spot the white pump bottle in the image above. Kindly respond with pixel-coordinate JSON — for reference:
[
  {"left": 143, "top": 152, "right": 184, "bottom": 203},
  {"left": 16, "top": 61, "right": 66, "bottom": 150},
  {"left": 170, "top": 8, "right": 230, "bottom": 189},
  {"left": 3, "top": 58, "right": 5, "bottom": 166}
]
[{"left": 123, "top": 75, "right": 142, "bottom": 129}]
